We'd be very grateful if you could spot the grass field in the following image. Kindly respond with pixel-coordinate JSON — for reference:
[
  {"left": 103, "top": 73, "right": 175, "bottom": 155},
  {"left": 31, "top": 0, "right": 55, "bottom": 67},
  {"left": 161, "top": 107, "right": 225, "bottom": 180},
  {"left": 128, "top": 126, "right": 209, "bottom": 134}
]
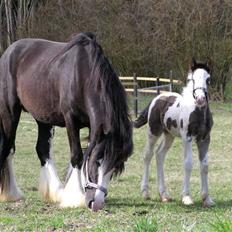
[{"left": 0, "top": 102, "right": 232, "bottom": 231}]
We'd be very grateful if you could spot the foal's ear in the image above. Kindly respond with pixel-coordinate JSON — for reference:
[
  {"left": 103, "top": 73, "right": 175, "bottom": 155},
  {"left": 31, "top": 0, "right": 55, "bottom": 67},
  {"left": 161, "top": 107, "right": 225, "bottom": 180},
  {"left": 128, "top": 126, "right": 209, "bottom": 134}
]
[
  {"left": 205, "top": 57, "right": 213, "bottom": 73},
  {"left": 189, "top": 57, "right": 197, "bottom": 71}
]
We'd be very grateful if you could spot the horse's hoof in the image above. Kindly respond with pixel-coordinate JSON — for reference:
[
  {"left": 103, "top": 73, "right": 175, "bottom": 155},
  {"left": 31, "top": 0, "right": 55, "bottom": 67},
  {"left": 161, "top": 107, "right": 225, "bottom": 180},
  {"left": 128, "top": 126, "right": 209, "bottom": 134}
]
[
  {"left": 182, "top": 195, "right": 194, "bottom": 205},
  {"left": 203, "top": 196, "right": 215, "bottom": 208},
  {"left": 141, "top": 190, "right": 150, "bottom": 200},
  {"left": 160, "top": 193, "right": 172, "bottom": 203}
]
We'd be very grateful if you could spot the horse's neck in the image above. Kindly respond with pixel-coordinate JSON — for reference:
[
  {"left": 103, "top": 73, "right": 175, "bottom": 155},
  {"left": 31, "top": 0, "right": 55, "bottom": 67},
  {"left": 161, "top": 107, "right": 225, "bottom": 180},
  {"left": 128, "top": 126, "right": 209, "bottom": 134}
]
[{"left": 181, "top": 81, "right": 195, "bottom": 107}]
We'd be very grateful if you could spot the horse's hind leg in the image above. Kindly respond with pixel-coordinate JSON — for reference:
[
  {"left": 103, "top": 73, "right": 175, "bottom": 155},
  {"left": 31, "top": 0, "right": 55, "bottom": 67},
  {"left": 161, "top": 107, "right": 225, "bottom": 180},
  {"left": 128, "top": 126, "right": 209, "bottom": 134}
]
[
  {"left": 197, "top": 136, "right": 214, "bottom": 207},
  {"left": 141, "top": 130, "right": 159, "bottom": 199},
  {"left": 36, "top": 122, "right": 63, "bottom": 203},
  {"left": 156, "top": 133, "right": 174, "bottom": 202},
  {"left": 0, "top": 107, "right": 23, "bottom": 201}
]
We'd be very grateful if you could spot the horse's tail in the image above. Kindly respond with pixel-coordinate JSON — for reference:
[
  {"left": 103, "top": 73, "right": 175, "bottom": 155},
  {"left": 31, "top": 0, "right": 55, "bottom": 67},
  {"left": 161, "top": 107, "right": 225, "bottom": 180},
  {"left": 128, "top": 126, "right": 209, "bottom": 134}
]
[{"left": 133, "top": 101, "right": 152, "bottom": 128}]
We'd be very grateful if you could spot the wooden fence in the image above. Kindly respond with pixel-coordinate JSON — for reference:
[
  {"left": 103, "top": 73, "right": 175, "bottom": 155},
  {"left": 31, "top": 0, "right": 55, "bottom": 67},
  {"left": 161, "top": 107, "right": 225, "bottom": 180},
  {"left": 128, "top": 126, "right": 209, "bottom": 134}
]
[{"left": 119, "top": 74, "right": 182, "bottom": 117}]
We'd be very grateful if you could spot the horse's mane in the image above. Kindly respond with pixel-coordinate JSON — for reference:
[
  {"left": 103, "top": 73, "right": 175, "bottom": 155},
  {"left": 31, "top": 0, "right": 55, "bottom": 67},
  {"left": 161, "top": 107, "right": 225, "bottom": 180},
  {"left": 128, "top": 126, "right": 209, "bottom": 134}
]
[
  {"left": 53, "top": 32, "right": 133, "bottom": 175},
  {"left": 88, "top": 35, "right": 133, "bottom": 175}
]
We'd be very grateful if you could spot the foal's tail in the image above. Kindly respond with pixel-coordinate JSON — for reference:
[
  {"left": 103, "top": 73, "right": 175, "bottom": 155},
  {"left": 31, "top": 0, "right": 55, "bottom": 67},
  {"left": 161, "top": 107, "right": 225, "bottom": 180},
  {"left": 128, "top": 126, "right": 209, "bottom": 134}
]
[{"left": 133, "top": 102, "right": 151, "bottom": 128}]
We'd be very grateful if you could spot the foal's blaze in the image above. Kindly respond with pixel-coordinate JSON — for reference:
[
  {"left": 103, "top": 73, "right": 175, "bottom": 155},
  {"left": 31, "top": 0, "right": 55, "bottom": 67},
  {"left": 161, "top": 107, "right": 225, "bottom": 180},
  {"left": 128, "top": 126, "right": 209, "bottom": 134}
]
[
  {"left": 0, "top": 32, "right": 133, "bottom": 211},
  {"left": 134, "top": 58, "right": 214, "bottom": 207}
]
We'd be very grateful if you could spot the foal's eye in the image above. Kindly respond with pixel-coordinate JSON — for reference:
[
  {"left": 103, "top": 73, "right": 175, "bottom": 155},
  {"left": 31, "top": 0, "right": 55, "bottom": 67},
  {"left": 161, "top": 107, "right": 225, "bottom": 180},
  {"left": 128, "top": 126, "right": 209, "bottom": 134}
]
[{"left": 206, "top": 78, "right": 210, "bottom": 85}]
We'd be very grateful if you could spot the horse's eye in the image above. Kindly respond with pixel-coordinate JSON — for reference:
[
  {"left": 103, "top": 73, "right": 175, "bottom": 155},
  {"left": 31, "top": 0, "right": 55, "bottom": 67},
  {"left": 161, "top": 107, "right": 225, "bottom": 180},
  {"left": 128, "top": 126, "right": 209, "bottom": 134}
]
[{"left": 206, "top": 78, "right": 210, "bottom": 85}]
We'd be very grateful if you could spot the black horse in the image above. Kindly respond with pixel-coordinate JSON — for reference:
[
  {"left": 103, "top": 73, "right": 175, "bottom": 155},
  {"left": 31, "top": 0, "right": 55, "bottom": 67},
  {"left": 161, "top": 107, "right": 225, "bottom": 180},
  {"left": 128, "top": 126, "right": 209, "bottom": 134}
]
[{"left": 0, "top": 32, "right": 133, "bottom": 211}]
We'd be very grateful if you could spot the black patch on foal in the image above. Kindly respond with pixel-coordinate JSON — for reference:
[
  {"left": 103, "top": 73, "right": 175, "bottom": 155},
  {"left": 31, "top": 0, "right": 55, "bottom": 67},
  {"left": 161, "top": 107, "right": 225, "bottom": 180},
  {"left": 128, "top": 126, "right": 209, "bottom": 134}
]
[
  {"left": 149, "top": 96, "right": 177, "bottom": 136},
  {"left": 187, "top": 106, "right": 213, "bottom": 142},
  {"left": 180, "top": 119, "right": 183, "bottom": 129},
  {"left": 166, "top": 117, "right": 177, "bottom": 130}
]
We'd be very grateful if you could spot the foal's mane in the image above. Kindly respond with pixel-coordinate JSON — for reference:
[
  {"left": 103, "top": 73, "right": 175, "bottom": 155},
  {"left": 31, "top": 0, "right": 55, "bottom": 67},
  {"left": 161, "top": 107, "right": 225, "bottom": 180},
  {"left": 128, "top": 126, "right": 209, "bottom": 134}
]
[
  {"left": 191, "top": 62, "right": 210, "bottom": 74},
  {"left": 52, "top": 32, "right": 133, "bottom": 174}
]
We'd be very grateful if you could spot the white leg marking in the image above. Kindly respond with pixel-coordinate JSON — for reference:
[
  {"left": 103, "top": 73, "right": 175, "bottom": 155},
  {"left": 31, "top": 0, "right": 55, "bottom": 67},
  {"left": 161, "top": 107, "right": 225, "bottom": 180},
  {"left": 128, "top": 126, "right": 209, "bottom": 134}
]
[
  {"left": 141, "top": 131, "right": 157, "bottom": 199},
  {"left": 156, "top": 134, "right": 174, "bottom": 202},
  {"left": 39, "top": 159, "right": 63, "bottom": 203},
  {"left": 182, "top": 140, "right": 194, "bottom": 205},
  {"left": 59, "top": 166, "right": 85, "bottom": 208},
  {"left": 0, "top": 154, "right": 24, "bottom": 201},
  {"left": 200, "top": 154, "right": 215, "bottom": 207}
]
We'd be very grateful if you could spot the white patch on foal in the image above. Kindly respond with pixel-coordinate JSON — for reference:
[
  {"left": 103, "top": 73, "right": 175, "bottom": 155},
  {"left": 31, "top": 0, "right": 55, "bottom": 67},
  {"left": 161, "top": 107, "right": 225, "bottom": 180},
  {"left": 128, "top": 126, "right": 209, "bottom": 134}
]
[
  {"left": 59, "top": 166, "right": 85, "bottom": 208},
  {"left": 0, "top": 153, "right": 23, "bottom": 201},
  {"left": 39, "top": 159, "right": 63, "bottom": 203},
  {"left": 182, "top": 195, "right": 194, "bottom": 205}
]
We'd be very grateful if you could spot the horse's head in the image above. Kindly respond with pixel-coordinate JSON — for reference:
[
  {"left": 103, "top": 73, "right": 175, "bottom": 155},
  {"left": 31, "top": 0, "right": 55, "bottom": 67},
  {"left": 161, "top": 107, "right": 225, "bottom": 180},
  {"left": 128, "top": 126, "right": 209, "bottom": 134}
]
[
  {"left": 187, "top": 57, "right": 212, "bottom": 107},
  {"left": 82, "top": 129, "right": 133, "bottom": 212}
]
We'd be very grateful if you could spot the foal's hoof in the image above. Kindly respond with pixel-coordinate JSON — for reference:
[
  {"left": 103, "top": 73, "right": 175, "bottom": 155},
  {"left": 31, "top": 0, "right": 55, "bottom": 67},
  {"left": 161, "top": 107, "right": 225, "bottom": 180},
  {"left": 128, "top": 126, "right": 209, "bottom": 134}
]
[
  {"left": 203, "top": 196, "right": 215, "bottom": 208},
  {"left": 160, "top": 192, "right": 172, "bottom": 203},
  {"left": 141, "top": 190, "right": 150, "bottom": 200},
  {"left": 182, "top": 195, "right": 194, "bottom": 205}
]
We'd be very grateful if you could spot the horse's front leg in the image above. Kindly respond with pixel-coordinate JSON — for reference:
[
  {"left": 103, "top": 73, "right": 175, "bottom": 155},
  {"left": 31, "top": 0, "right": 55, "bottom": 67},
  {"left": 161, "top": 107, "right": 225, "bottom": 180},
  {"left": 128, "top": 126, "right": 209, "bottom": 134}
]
[
  {"left": 182, "top": 140, "right": 194, "bottom": 205},
  {"left": 197, "top": 136, "right": 214, "bottom": 207},
  {"left": 36, "top": 122, "right": 62, "bottom": 203},
  {"left": 59, "top": 114, "right": 85, "bottom": 208}
]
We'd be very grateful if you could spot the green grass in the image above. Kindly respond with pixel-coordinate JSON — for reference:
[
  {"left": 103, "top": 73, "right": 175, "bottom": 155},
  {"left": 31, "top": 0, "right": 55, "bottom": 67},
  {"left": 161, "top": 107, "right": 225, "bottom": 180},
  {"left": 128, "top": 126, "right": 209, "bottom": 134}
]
[{"left": 0, "top": 102, "right": 232, "bottom": 231}]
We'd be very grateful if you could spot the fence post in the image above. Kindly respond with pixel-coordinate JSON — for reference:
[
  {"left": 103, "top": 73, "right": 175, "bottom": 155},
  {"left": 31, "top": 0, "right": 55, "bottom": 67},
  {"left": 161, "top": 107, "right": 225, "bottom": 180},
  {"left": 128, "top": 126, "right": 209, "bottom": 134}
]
[
  {"left": 156, "top": 77, "right": 160, "bottom": 95},
  {"left": 133, "top": 73, "right": 138, "bottom": 117},
  {"left": 169, "top": 70, "right": 173, "bottom": 92}
]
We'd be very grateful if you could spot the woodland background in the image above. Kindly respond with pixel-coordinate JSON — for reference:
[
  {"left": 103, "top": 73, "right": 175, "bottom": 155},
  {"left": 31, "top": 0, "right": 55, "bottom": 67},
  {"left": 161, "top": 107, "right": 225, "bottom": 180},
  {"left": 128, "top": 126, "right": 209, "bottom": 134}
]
[{"left": 1, "top": 0, "right": 232, "bottom": 98}]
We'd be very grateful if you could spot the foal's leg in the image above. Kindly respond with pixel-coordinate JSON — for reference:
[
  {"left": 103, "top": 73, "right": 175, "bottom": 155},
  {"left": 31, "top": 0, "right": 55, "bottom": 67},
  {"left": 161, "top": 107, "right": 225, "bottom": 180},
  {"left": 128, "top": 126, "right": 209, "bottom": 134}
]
[
  {"left": 141, "top": 130, "right": 159, "bottom": 199},
  {"left": 36, "top": 122, "right": 62, "bottom": 203},
  {"left": 59, "top": 114, "right": 85, "bottom": 208},
  {"left": 0, "top": 107, "right": 23, "bottom": 201},
  {"left": 197, "top": 136, "right": 214, "bottom": 207},
  {"left": 182, "top": 140, "right": 194, "bottom": 205},
  {"left": 156, "top": 133, "right": 174, "bottom": 202}
]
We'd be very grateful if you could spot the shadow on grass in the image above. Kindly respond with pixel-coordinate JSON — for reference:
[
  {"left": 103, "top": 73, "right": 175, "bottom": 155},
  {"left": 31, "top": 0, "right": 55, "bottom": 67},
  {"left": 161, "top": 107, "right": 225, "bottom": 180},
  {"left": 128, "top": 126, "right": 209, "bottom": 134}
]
[
  {"left": 107, "top": 198, "right": 154, "bottom": 208},
  {"left": 106, "top": 196, "right": 179, "bottom": 208},
  {"left": 106, "top": 197, "right": 232, "bottom": 212}
]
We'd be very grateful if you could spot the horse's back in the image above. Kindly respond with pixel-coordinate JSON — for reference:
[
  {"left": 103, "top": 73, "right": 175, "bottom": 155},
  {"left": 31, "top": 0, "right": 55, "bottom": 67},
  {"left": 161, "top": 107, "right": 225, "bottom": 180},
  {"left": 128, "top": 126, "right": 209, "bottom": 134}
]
[
  {"left": 0, "top": 38, "right": 66, "bottom": 83},
  {"left": 0, "top": 38, "right": 67, "bottom": 125}
]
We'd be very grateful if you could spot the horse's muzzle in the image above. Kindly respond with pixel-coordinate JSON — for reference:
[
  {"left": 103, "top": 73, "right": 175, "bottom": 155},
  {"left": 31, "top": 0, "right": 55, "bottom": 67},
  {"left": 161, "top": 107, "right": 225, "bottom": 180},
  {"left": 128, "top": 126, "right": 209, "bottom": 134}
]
[
  {"left": 91, "top": 200, "right": 105, "bottom": 212},
  {"left": 196, "top": 96, "right": 207, "bottom": 107},
  {"left": 86, "top": 197, "right": 105, "bottom": 212}
]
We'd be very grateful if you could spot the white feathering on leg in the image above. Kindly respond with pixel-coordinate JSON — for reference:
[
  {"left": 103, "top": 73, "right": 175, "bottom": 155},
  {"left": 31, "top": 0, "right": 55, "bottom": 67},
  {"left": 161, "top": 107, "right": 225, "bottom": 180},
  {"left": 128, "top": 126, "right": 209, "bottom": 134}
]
[
  {"left": 39, "top": 159, "right": 63, "bottom": 203},
  {"left": 59, "top": 167, "right": 86, "bottom": 208},
  {"left": 0, "top": 154, "right": 24, "bottom": 201}
]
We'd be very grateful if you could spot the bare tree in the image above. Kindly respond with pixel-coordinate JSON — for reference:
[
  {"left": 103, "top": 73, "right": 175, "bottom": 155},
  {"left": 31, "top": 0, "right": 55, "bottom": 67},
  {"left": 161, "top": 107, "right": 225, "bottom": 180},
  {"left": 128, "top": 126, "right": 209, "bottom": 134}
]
[
  {"left": 0, "top": 0, "right": 4, "bottom": 53},
  {"left": 4, "top": 0, "right": 15, "bottom": 46}
]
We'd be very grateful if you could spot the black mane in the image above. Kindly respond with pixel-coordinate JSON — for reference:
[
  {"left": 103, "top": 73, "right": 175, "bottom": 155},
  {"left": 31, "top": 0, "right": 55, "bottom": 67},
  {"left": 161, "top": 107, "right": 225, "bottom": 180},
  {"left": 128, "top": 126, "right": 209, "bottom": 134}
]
[
  {"left": 88, "top": 33, "right": 133, "bottom": 175},
  {"left": 55, "top": 32, "right": 133, "bottom": 175},
  {"left": 191, "top": 62, "right": 210, "bottom": 74}
]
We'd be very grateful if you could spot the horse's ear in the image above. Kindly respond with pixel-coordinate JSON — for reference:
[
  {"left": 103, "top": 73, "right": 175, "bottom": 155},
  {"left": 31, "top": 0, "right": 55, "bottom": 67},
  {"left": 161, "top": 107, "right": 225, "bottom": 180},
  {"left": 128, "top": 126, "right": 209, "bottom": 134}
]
[
  {"left": 189, "top": 57, "right": 196, "bottom": 71},
  {"left": 206, "top": 57, "right": 213, "bottom": 73}
]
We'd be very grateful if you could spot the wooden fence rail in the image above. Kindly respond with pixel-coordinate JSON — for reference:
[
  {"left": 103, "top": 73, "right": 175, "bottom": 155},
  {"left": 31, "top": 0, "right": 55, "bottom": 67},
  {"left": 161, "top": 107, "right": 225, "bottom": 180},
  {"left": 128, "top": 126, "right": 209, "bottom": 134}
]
[{"left": 119, "top": 74, "right": 182, "bottom": 117}]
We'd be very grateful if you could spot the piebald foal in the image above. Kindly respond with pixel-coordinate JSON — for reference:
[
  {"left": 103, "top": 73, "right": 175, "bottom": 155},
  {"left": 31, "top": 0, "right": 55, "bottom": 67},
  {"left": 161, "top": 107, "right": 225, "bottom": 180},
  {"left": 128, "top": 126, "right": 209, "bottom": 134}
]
[{"left": 134, "top": 58, "right": 214, "bottom": 207}]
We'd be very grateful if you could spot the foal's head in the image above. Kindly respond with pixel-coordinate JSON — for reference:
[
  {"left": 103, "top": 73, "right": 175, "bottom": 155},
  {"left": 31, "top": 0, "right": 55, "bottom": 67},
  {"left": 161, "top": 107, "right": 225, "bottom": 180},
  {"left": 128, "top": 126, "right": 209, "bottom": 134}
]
[{"left": 187, "top": 58, "right": 212, "bottom": 107}]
